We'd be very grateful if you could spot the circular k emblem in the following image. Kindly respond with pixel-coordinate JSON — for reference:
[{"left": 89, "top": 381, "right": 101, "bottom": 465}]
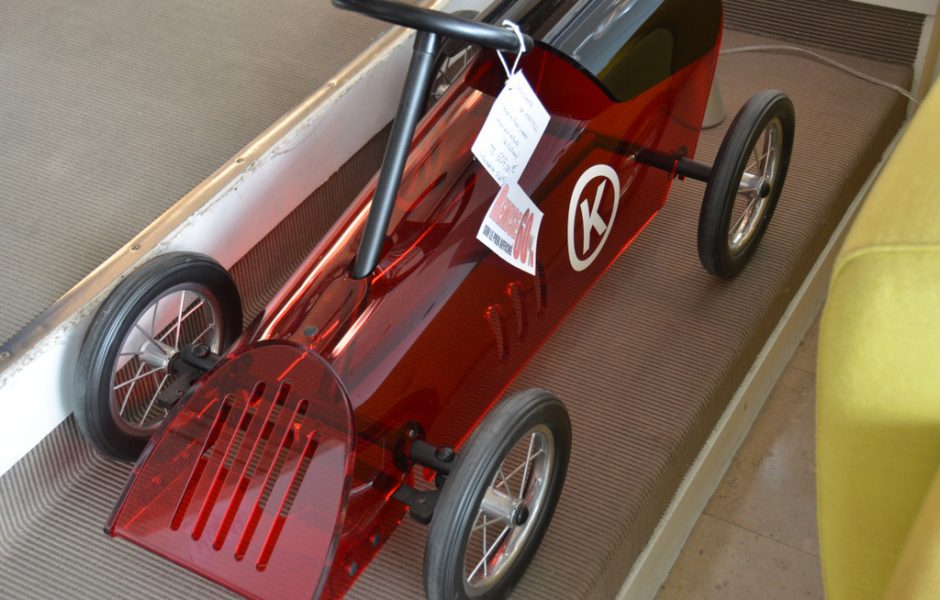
[{"left": 567, "top": 165, "right": 620, "bottom": 272}]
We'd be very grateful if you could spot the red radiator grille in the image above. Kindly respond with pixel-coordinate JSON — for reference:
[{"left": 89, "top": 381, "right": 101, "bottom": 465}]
[{"left": 109, "top": 343, "right": 353, "bottom": 600}]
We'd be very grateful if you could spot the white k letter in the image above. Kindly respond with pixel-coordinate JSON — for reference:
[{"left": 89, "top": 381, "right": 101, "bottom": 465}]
[{"left": 580, "top": 180, "right": 609, "bottom": 254}]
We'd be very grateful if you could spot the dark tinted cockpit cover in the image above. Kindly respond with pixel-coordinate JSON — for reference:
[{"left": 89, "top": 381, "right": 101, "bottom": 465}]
[{"left": 489, "top": 0, "right": 722, "bottom": 101}]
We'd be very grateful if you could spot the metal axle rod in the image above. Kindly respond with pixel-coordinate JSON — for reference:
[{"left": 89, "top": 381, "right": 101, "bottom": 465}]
[
  {"left": 635, "top": 149, "right": 770, "bottom": 197},
  {"left": 635, "top": 149, "right": 712, "bottom": 182}
]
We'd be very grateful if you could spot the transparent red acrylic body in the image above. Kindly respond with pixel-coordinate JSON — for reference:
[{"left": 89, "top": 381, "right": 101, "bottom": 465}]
[{"left": 109, "top": 37, "right": 719, "bottom": 600}]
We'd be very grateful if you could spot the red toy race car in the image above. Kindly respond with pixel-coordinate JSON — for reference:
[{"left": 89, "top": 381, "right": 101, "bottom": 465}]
[{"left": 74, "top": 1, "right": 794, "bottom": 598}]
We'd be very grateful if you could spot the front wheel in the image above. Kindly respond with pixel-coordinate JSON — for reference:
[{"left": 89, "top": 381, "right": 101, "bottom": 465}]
[
  {"left": 698, "top": 90, "right": 795, "bottom": 278},
  {"left": 74, "top": 252, "right": 242, "bottom": 460},
  {"left": 424, "top": 389, "right": 571, "bottom": 600}
]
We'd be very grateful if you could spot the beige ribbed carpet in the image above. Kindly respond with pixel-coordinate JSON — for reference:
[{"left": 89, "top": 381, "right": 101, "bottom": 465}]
[
  {"left": 0, "top": 29, "right": 910, "bottom": 600},
  {"left": 723, "top": 0, "right": 924, "bottom": 65},
  {"left": 0, "top": 0, "right": 387, "bottom": 346}
]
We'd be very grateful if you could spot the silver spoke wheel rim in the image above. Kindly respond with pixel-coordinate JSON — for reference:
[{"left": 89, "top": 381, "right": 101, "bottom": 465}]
[
  {"left": 464, "top": 425, "right": 555, "bottom": 593},
  {"left": 108, "top": 284, "right": 223, "bottom": 435},
  {"left": 729, "top": 117, "right": 783, "bottom": 256}
]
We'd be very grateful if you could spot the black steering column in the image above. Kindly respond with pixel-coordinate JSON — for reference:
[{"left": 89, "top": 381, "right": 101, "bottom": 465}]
[{"left": 332, "top": 0, "right": 533, "bottom": 279}]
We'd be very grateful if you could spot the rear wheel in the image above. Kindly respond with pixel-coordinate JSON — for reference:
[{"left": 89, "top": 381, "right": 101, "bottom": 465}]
[
  {"left": 424, "top": 389, "right": 571, "bottom": 600},
  {"left": 698, "top": 90, "right": 795, "bottom": 278},
  {"left": 74, "top": 252, "right": 242, "bottom": 460}
]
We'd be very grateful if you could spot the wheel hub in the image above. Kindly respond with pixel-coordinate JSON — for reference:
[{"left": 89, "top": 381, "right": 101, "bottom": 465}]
[
  {"left": 759, "top": 178, "right": 772, "bottom": 198},
  {"left": 138, "top": 339, "right": 176, "bottom": 370},
  {"left": 739, "top": 173, "right": 772, "bottom": 199},
  {"left": 480, "top": 488, "right": 528, "bottom": 526}
]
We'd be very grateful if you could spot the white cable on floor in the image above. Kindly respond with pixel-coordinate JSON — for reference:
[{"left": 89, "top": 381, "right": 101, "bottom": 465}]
[{"left": 721, "top": 44, "right": 921, "bottom": 105}]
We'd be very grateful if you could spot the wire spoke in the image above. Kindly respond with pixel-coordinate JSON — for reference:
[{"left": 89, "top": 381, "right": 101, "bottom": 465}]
[
  {"left": 501, "top": 449, "right": 545, "bottom": 483},
  {"left": 114, "top": 366, "right": 163, "bottom": 391},
  {"left": 519, "top": 433, "right": 537, "bottom": 497},
  {"left": 495, "top": 466, "right": 513, "bottom": 496},
  {"left": 760, "top": 132, "right": 772, "bottom": 173},
  {"left": 157, "top": 298, "right": 205, "bottom": 345},
  {"left": 179, "top": 299, "right": 205, "bottom": 325},
  {"left": 173, "top": 291, "right": 186, "bottom": 350},
  {"left": 138, "top": 372, "right": 170, "bottom": 426},
  {"left": 745, "top": 150, "right": 769, "bottom": 174},
  {"left": 763, "top": 129, "right": 777, "bottom": 180},
  {"left": 134, "top": 323, "right": 166, "bottom": 353},
  {"left": 472, "top": 514, "right": 507, "bottom": 532},
  {"left": 732, "top": 200, "right": 758, "bottom": 237},
  {"left": 470, "top": 526, "right": 510, "bottom": 581},
  {"left": 190, "top": 323, "right": 213, "bottom": 346},
  {"left": 117, "top": 362, "right": 147, "bottom": 415},
  {"left": 481, "top": 515, "right": 488, "bottom": 578}
]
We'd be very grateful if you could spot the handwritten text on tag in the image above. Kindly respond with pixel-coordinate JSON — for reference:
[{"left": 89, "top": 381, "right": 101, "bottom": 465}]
[
  {"left": 472, "top": 72, "right": 549, "bottom": 186},
  {"left": 477, "top": 182, "right": 543, "bottom": 275}
]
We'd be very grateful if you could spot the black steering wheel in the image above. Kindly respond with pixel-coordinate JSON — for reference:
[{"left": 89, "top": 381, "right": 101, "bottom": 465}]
[{"left": 333, "top": 0, "right": 534, "bottom": 53}]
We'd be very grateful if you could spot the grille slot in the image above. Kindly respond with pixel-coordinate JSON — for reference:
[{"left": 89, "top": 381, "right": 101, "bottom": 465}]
[
  {"left": 192, "top": 391, "right": 259, "bottom": 540},
  {"left": 171, "top": 396, "right": 233, "bottom": 530},
  {"left": 536, "top": 263, "right": 548, "bottom": 315},
  {"left": 507, "top": 281, "right": 527, "bottom": 339},
  {"left": 212, "top": 382, "right": 285, "bottom": 550},
  {"left": 257, "top": 430, "right": 319, "bottom": 571},
  {"left": 235, "top": 397, "right": 310, "bottom": 562},
  {"left": 486, "top": 305, "right": 508, "bottom": 361}
]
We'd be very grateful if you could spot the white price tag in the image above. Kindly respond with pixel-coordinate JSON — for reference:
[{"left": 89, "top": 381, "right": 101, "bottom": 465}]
[
  {"left": 472, "top": 71, "right": 550, "bottom": 186},
  {"left": 477, "top": 182, "right": 543, "bottom": 275}
]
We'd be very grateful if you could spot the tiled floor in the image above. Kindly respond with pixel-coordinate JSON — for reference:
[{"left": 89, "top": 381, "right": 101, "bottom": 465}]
[{"left": 656, "top": 317, "right": 825, "bottom": 599}]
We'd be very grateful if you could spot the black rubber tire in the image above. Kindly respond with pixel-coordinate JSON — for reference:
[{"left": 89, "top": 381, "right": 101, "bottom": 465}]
[
  {"left": 74, "top": 252, "right": 242, "bottom": 460},
  {"left": 698, "top": 90, "right": 795, "bottom": 278},
  {"left": 424, "top": 389, "right": 571, "bottom": 600}
]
